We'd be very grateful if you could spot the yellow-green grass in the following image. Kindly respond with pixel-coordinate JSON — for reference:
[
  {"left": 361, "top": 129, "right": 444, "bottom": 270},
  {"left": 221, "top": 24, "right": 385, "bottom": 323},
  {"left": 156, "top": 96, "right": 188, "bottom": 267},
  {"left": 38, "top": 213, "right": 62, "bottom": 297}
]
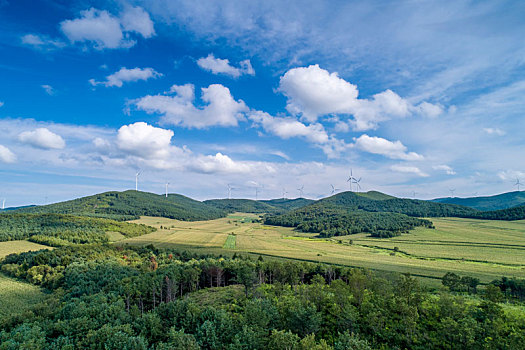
[
  {"left": 0, "top": 273, "right": 46, "bottom": 318},
  {"left": 0, "top": 240, "right": 51, "bottom": 259},
  {"left": 223, "top": 234, "right": 236, "bottom": 249},
  {"left": 119, "top": 215, "right": 525, "bottom": 285}
]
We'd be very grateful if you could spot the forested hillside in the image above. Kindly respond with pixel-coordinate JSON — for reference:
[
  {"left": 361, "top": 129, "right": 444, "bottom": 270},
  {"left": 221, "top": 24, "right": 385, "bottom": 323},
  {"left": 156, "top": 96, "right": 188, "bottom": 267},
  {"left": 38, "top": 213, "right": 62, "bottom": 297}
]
[
  {"left": 433, "top": 191, "right": 525, "bottom": 211},
  {"left": 265, "top": 191, "right": 525, "bottom": 237},
  {"left": 16, "top": 191, "right": 227, "bottom": 221},
  {"left": 1, "top": 245, "right": 523, "bottom": 349},
  {"left": 203, "top": 199, "right": 279, "bottom": 214},
  {"left": 0, "top": 213, "right": 154, "bottom": 246}
]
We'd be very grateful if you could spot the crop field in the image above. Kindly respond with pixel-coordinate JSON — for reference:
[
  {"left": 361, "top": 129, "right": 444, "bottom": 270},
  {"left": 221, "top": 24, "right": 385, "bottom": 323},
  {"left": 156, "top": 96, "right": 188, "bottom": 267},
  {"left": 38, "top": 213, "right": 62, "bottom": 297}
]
[
  {"left": 119, "top": 214, "right": 525, "bottom": 285},
  {"left": 0, "top": 240, "right": 50, "bottom": 259},
  {"left": 0, "top": 274, "right": 46, "bottom": 318}
]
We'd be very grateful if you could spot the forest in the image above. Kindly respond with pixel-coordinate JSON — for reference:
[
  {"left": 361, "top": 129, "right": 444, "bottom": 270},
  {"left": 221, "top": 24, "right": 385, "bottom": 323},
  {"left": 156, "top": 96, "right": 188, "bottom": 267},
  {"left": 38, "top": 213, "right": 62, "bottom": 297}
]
[
  {"left": 0, "top": 213, "right": 154, "bottom": 246},
  {"left": 1, "top": 244, "right": 524, "bottom": 349}
]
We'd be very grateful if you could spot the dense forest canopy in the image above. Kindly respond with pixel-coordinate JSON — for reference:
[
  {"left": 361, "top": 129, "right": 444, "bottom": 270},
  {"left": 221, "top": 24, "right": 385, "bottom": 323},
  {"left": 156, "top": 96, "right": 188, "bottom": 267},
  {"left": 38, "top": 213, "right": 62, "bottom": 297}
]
[
  {"left": 433, "top": 191, "right": 525, "bottom": 211},
  {"left": 15, "top": 191, "right": 227, "bottom": 221},
  {"left": 1, "top": 245, "right": 523, "bottom": 349},
  {"left": 0, "top": 213, "right": 155, "bottom": 247}
]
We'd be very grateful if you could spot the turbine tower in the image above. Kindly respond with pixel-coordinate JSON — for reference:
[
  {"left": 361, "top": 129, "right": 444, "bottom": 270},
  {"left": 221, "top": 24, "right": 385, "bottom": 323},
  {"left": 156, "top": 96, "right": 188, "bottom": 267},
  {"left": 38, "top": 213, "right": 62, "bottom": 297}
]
[
  {"left": 255, "top": 187, "right": 260, "bottom": 200},
  {"left": 330, "top": 184, "right": 340, "bottom": 195},
  {"left": 135, "top": 170, "right": 142, "bottom": 191},
  {"left": 297, "top": 185, "right": 304, "bottom": 198},
  {"left": 227, "top": 184, "right": 234, "bottom": 199},
  {"left": 347, "top": 169, "right": 357, "bottom": 192},
  {"left": 1, "top": 199, "right": 4, "bottom": 210},
  {"left": 352, "top": 177, "right": 362, "bottom": 192},
  {"left": 449, "top": 188, "right": 456, "bottom": 197},
  {"left": 282, "top": 188, "right": 288, "bottom": 199},
  {"left": 165, "top": 182, "right": 170, "bottom": 198},
  {"left": 515, "top": 178, "right": 522, "bottom": 191}
]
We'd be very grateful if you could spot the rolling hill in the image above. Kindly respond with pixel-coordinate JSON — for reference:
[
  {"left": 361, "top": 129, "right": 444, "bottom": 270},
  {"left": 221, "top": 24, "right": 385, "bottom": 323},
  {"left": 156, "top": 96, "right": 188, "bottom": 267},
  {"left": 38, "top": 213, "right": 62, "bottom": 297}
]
[
  {"left": 204, "top": 197, "right": 314, "bottom": 214},
  {"left": 433, "top": 191, "right": 525, "bottom": 211},
  {"left": 264, "top": 191, "right": 525, "bottom": 238},
  {"left": 15, "top": 190, "right": 227, "bottom": 221}
]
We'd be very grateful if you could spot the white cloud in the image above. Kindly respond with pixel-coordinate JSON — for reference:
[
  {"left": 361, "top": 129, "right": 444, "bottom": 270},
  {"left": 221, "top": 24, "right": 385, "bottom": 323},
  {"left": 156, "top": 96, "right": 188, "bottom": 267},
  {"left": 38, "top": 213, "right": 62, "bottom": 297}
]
[
  {"left": 197, "top": 54, "right": 255, "bottom": 78},
  {"left": 116, "top": 122, "right": 174, "bottom": 160},
  {"left": 249, "top": 110, "right": 347, "bottom": 158},
  {"left": 134, "top": 83, "right": 248, "bottom": 128},
  {"left": 279, "top": 64, "right": 359, "bottom": 123},
  {"left": 190, "top": 153, "right": 252, "bottom": 174},
  {"left": 416, "top": 101, "right": 443, "bottom": 118},
  {"left": 278, "top": 64, "right": 442, "bottom": 130},
  {"left": 0, "top": 101, "right": 4, "bottom": 107},
  {"left": 391, "top": 165, "right": 429, "bottom": 177},
  {"left": 497, "top": 170, "right": 525, "bottom": 181},
  {"left": 355, "top": 135, "right": 423, "bottom": 161},
  {"left": 433, "top": 164, "right": 456, "bottom": 175},
  {"left": 483, "top": 127, "right": 505, "bottom": 136},
  {"left": 0, "top": 145, "right": 16, "bottom": 163},
  {"left": 21, "top": 34, "right": 65, "bottom": 50},
  {"left": 90, "top": 67, "right": 162, "bottom": 87},
  {"left": 18, "top": 128, "right": 66, "bottom": 150},
  {"left": 120, "top": 6, "right": 155, "bottom": 38},
  {"left": 41, "top": 84, "right": 55, "bottom": 95}
]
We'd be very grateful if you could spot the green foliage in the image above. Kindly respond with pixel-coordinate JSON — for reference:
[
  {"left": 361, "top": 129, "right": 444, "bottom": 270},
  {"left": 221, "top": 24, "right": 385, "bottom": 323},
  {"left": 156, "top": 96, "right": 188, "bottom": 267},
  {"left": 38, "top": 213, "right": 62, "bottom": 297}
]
[
  {"left": 0, "top": 213, "right": 154, "bottom": 246},
  {"left": 1, "top": 245, "right": 524, "bottom": 349},
  {"left": 16, "top": 190, "right": 227, "bottom": 221},
  {"left": 204, "top": 198, "right": 314, "bottom": 215},
  {"left": 433, "top": 191, "right": 525, "bottom": 211}
]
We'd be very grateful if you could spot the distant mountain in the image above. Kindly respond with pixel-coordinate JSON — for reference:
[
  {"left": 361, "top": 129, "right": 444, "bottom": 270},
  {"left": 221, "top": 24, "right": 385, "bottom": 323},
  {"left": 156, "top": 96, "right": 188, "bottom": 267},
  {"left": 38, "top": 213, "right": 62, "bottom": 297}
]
[
  {"left": 15, "top": 191, "right": 227, "bottom": 221},
  {"left": 432, "top": 191, "right": 525, "bottom": 211},
  {"left": 204, "top": 197, "right": 314, "bottom": 214},
  {"left": 0, "top": 205, "right": 37, "bottom": 212},
  {"left": 203, "top": 199, "right": 279, "bottom": 214}
]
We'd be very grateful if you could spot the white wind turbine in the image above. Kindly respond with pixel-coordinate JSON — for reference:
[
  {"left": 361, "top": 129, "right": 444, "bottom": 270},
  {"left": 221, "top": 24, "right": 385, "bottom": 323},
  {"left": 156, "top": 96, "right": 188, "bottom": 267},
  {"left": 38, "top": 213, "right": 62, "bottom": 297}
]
[
  {"left": 165, "top": 182, "right": 170, "bottom": 198},
  {"left": 1, "top": 199, "right": 5, "bottom": 210},
  {"left": 227, "top": 184, "right": 234, "bottom": 199},
  {"left": 297, "top": 185, "right": 304, "bottom": 198},
  {"left": 449, "top": 188, "right": 456, "bottom": 197},
  {"left": 352, "top": 177, "right": 362, "bottom": 192},
  {"left": 330, "top": 184, "right": 340, "bottom": 195},
  {"left": 347, "top": 169, "right": 357, "bottom": 192},
  {"left": 135, "top": 170, "right": 142, "bottom": 191},
  {"left": 282, "top": 188, "right": 288, "bottom": 199},
  {"left": 515, "top": 178, "right": 522, "bottom": 191}
]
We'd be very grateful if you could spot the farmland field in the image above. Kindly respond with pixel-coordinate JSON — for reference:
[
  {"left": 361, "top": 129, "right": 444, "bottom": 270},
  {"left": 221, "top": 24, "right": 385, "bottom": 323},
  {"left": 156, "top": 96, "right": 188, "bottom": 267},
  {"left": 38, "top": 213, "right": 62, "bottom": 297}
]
[
  {"left": 0, "top": 274, "right": 46, "bottom": 318},
  {"left": 119, "top": 214, "right": 525, "bottom": 284},
  {"left": 0, "top": 240, "right": 50, "bottom": 259}
]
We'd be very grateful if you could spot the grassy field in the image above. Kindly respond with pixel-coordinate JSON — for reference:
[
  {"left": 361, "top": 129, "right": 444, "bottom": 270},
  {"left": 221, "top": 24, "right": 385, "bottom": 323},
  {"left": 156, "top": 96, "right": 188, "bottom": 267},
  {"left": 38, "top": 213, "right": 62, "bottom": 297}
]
[
  {"left": 119, "top": 214, "right": 525, "bottom": 285},
  {"left": 0, "top": 240, "right": 50, "bottom": 259},
  {"left": 0, "top": 274, "right": 46, "bottom": 318}
]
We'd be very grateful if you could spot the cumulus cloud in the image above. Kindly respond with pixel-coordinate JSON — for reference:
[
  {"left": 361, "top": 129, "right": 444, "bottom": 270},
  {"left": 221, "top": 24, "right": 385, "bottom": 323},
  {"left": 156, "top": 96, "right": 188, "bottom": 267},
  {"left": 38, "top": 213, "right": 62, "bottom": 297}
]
[
  {"left": 391, "top": 165, "right": 429, "bottom": 177},
  {"left": 21, "top": 34, "right": 65, "bottom": 50},
  {"left": 133, "top": 83, "right": 248, "bottom": 128},
  {"left": 483, "top": 127, "right": 505, "bottom": 136},
  {"left": 41, "top": 85, "right": 55, "bottom": 95},
  {"left": 354, "top": 135, "right": 423, "bottom": 161},
  {"left": 279, "top": 64, "right": 442, "bottom": 130},
  {"left": 497, "top": 170, "right": 525, "bottom": 181},
  {"left": 18, "top": 128, "right": 66, "bottom": 150},
  {"left": 197, "top": 54, "right": 255, "bottom": 78},
  {"left": 59, "top": 7, "right": 154, "bottom": 49},
  {"left": 120, "top": 6, "right": 156, "bottom": 38},
  {"left": 190, "top": 153, "right": 252, "bottom": 174},
  {"left": 433, "top": 164, "right": 456, "bottom": 175},
  {"left": 0, "top": 145, "right": 16, "bottom": 163},
  {"left": 116, "top": 122, "right": 174, "bottom": 159},
  {"left": 90, "top": 67, "right": 162, "bottom": 87},
  {"left": 249, "top": 110, "right": 347, "bottom": 158}
]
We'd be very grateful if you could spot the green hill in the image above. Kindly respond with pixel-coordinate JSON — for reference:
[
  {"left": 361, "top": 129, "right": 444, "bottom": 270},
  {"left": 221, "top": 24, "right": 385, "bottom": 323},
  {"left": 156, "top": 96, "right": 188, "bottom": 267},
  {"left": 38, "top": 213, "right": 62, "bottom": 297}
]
[
  {"left": 260, "top": 198, "right": 315, "bottom": 211},
  {"left": 433, "top": 191, "right": 525, "bottom": 211},
  {"left": 0, "top": 213, "right": 154, "bottom": 247},
  {"left": 264, "top": 191, "right": 525, "bottom": 238},
  {"left": 203, "top": 199, "right": 279, "bottom": 214},
  {"left": 15, "top": 191, "right": 227, "bottom": 221}
]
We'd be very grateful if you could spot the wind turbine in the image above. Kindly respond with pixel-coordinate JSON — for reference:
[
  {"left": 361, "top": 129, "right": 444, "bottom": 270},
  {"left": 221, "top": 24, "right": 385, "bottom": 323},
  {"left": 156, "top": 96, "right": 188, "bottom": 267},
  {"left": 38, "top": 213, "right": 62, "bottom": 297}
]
[
  {"left": 1, "top": 199, "right": 5, "bottom": 210},
  {"left": 412, "top": 191, "right": 417, "bottom": 199},
  {"left": 330, "top": 184, "right": 340, "bottom": 195},
  {"left": 227, "top": 184, "right": 234, "bottom": 199},
  {"left": 282, "top": 188, "right": 288, "bottom": 199},
  {"left": 165, "top": 182, "right": 170, "bottom": 198},
  {"left": 352, "top": 177, "right": 362, "bottom": 192},
  {"left": 255, "top": 187, "right": 261, "bottom": 200},
  {"left": 515, "top": 178, "right": 522, "bottom": 191},
  {"left": 449, "top": 188, "right": 456, "bottom": 197},
  {"left": 347, "top": 169, "right": 357, "bottom": 192},
  {"left": 135, "top": 170, "right": 142, "bottom": 191},
  {"left": 297, "top": 185, "right": 304, "bottom": 198}
]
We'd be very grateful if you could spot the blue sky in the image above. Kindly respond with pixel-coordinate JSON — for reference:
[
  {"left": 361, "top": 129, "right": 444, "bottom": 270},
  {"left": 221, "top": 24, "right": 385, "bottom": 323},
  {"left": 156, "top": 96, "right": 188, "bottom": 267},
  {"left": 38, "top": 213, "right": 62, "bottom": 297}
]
[{"left": 1, "top": 0, "right": 524, "bottom": 206}]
